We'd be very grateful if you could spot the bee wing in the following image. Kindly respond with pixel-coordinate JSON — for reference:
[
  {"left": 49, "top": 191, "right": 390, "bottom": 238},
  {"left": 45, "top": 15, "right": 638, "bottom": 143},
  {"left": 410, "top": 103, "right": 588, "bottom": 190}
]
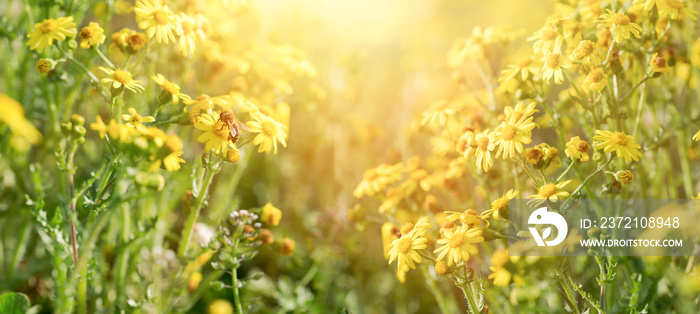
[{"left": 236, "top": 118, "right": 252, "bottom": 132}]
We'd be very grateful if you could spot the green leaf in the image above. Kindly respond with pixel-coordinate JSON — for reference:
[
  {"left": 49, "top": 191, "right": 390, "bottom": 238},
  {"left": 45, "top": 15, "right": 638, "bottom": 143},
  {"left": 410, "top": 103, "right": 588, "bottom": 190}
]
[{"left": 0, "top": 292, "right": 31, "bottom": 314}]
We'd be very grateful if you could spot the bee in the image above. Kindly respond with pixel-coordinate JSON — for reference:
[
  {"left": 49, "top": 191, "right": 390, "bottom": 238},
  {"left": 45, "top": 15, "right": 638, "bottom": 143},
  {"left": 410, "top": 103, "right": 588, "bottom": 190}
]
[{"left": 217, "top": 108, "right": 240, "bottom": 144}]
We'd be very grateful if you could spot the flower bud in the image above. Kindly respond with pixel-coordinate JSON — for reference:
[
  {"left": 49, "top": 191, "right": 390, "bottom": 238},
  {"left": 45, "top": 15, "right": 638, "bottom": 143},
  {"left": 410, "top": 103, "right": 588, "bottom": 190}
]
[
  {"left": 614, "top": 170, "right": 633, "bottom": 185},
  {"left": 71, "top": 114, "right": 85, "bottom": 126},
  {"left": 36, "top": 59, "right": 55, "bottom": 73}
]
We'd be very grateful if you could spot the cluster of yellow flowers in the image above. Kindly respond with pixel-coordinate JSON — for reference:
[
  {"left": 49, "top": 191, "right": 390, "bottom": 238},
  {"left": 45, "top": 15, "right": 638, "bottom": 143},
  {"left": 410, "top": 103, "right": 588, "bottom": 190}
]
[{"left": 355, "top": 0, "right": 700, "bottom": 290}]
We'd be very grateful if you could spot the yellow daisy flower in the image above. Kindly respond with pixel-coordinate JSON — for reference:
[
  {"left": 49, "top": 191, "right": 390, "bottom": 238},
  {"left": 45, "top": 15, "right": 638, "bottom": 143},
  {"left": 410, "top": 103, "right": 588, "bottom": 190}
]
[
  {"left": 659, "top": 0, "right": 698, "bottom": 20},
  {"left": 467, "top": 130, "right": 495, "bottom": 172},
  {"left": 649, "top": 52, "right": 672, "bottom": 73},
  {"left": 134, "top": 0, "right": 178, "bottom": 44},
  {"left": 194, "top": 109, "right": 231, "bottom": 155},
  {"left": 581, "top": 68, "right": 609, "bottom": 93},
  {"left": 399, "top": 216, "right": 432, "bottom": 237},
  {"left": 99, "top": 67, "right": 145, "bottom": 94},
  {"left": 494, "top": 116, "right": 537, "bottom": 159},
  {"left": 480, "top": 189, "right": 518, "bottom": 223},
  {"left": 445, "top": 209, "right": 482, "bottom": 226},
  {"left": 388, "top": 230, "right": 428, "bottom": 273},
  {"left": 421, "top": 100, "right": 462, "bottom": 127},
  {"left": 541, "top": 52, "right": 570, "bottom": 85},
  {"left": 499, "top": 57, "right": 539, "bottom": 84},
  {"left": 488, "top": 249, "right": 512, "bottom": 287},
  {"left": 527, "top": 26, "right": 564, "bottom": 55},
  {"left": 152, "top": 74, "right": 191, "bottom": 104},
  {"left": 596, "top": 10, "right": 642, "bottom": 42},
  {"left": 434, "top": 225, "right": 484, "bottom": 266},
  {"left": 90, "top": 115, "right": 109, "bottom": 138},
  {"left": 381, "top": 222, "right": 400, "bottom": 260},
  {"left": 79, "top": 22, "right": 106, "bottom": 49},
  {"left": 693, "top": 130, "right": 700, "bottom": 141},
  {"left": 184, "top": 94, "right": 231, "bottom": 114},
  {"left": 261, "top": 203, "right": 282, "bottom": 226},
  {"left": 122, "top": 108, "right": 155, "bottom": 133},
  {"left": 0, "top": 93, "right": 43, "bottom": 150},
  {"left": 633, "top": 0, "right": 667, "bottom": 11},
  {"left": 162, "top": 135, "right": 185, "bottom": 172},
  {"left": 570, "top": 40, "right": 603, "bottom": 64},
  {"left": 528, "top": 180, "right": 572, "bottom": 206},
  {"left": 176, "top": 13, "right": 206, "bottom": 57},
  {"left": 593, "top": 130, "right": 643, "bottom": 162},
  {"left": 353, "top": 163, "right": 404, "bottom": 198},
  {"left": 504, "top": 101, "right": 538, "bottom": 122},
  {"left": 246, "top": 113, "right": 287, "bottom": 154},
  {"left": 26, "top": 17, "right": 76, "bottom": 51},
  {"left": 565, "top": 136, "right": 591, "bottom": 161}
]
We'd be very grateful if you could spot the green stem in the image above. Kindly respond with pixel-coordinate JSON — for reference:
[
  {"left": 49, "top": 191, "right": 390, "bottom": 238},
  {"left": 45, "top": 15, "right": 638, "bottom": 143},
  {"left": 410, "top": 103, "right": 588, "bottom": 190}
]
[
  {"left": 231, "top": 240, "right": 244, "bottom": 314},
  {"left": 95, "top": 47, "right": 115, "bottom": 68},
  {"left": 556, "top": 160, "right": 576, "bottom": 183},
  {"left": 460, "top": 281, "right": 480, "bottom": 314},
  {"left": 556, "top": 271, "right": 580, "bottom": 314},
  {"left": 561, "top": 158, "right": 613, "bottom": 211},
  {"left": 77, "top": 263, "right": 87, "bottom": 314},
  {"left": 420, "top": 266, "right": 450, "bottom": 314},
  {"left": 177, "top": 164, "right": 219, "bottom": 259},
  {"left": 8, "top": 219, "right": 31, "bottom": 281}
]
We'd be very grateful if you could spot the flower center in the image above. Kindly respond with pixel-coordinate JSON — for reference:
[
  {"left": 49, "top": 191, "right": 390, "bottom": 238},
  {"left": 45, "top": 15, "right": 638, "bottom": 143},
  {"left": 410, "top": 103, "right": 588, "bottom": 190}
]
[
  {"left": 127, "top": 34, "right": 147, "bottom": 50},
  {"left": 543, "top": 29, "right": 558, "bottom": 40},
  {"left": 400, "top": 223, "right": 415, "bottom": 235},
  {"left": 655, "top": 57, "right": 667, "bottom": 68},
  {"left": 579, "top": 40, "right": 594, "bottom": 55},
  {"left": 162, "top": 80, "right": 180, "bottom": 95},
  {"left": 478, "top": 136, "right": 490, "bottom": 151},
  {"left": 525, "top": 148, "right": 544, "bottom": 163},
  {"left": 261, "top": 121, "right": 278, "bottom": 136},
  {"left": 113, "top": 69, "right": 133, "bottom": 84},
  {"left": 491, "top": 196, "right": 509, "bottom": 211},
  {"left": 590, "top": 70, "right": 604, "bottom": 83},
  {"left": 611, "top": 132, "right": 629, "bottom": 146},
  {"left": 575, "top": 141, "right": 590, "bottom": 153},
  {"left": 612, "top": 14, "right": 630, "bottom": 26},
  {"left": 501, "top": 125, "right": 517, "bottom": 140},
  {"left": 214, "top": 120, "right": 230, "bottom": 139},
  {"left": 80, "top": 27, "right": 94, "bottom": 40},
  {"left": 131, "top": 114, "right": 143, "bottom": 124},
  {"left": 545, "top": 53, "right": 560, "bottom": 68},
  {"left": 40, "top": 19, "right": 57, "bottom": 34},
  {"left": 181, "top": 20, "right": 194, "bottom": 35},
  {"left": 539, "top": 183, "right": 558, "bottom": 198},
  {"left": 397, "top": 237, "right": 412, "bottom": 254},
  {"left": 667, "top": 0, "right": 683, "bottom": 9},
  {"left": 448, "top": 233, "right": 466, "bottom": 248},
  {"left": 153, "top": 10, "right": 169, "bottom": 25}
]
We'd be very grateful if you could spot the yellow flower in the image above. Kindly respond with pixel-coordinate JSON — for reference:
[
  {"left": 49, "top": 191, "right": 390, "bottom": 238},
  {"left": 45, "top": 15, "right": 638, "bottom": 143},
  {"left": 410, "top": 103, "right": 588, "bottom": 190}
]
[
  {"left": 246, "top": 113, "right": 287, "bottom": 154},
  {"left": 528, "top": 180, "right": 572, "bottom": 206},
  {"left": 152, "top": 74, "right": 190, "bottom": 104},
  {"left": 596, "top": 10, "right": 642, "bottom": 42},
  {"left": 280, "top": 237, "right": 296, "bottom": 256},
  {"left": 79, "top": 22, "right": 106, "bottom": 48},
  {"left": 570, "top": 40, "right": 603, "bottom": 64},
  {"left": 26, "top": 17, "right": 76, "bottom": 51},
  {"left": 445, "top": 209, "right": 481, "bottom": 226},
  {"left": 494, "top": 116, "right": 537, "bottom": 159},
  {"left": 527, "top": 26, "right": 563, "bottom": 55},
  {"left": 90, "top": 116, "right": 109, "bottom": 138},
  {"left": 658, "top": 0, "right": 698, "bottom": 20},
  {"left": 353, "top": 163, "right": 404, "bottom": 198},
  {"left": 504, "top": 101, "right": 538, "bottom": 123},
  {"left": 134, "top": 0, "right": 177, "bottom": 44},
  {"left": 99, "top": 67, "right": 145, "bottom": 93},
  {"left": 434, "top": 225, "right": 484, "bottom": 266},
  {"left": 122, "top": 108, "right": 154, "bottom": 133},
  {"left": 162, "top": 135, "right": 185, "bottom": 171},
  {"left": 194, "top": 109, "right": 232, "bottom": 155},
  {"left": 184, "top": 94, "right": 231, "bottom": 114},
  {"left": 693, "top": 130, "right": 700, "bottom": 141},
  {"left": 207, "top": 299, "right": 233, "bottom": 314},
  {"left": 499, "top": 57, "right": 539, "bottom": 84},
  {"left": 593, "top": 130, "right": 643, "bottom": 162},
  {"left": 541, "top": 52, "right": 570, "bottom": 85},
  {"left": 581, "top": 68, "right": 609, "bottom": 93},
  {"left": 421, "top": 100, "right": 461, "bottom": 127},
  {"left": 565, "top": 136, "right": 591, "bottom": 161},
  {"left": 633, "top": 0, "right": 667, "bottom": 11},
  {"left": 649, "top": 53, "right": 672, "bottom": 73},
  {"left": 471, "top": 130, "right": 496, "bottom": 172},
  {"left": 176, "top": 13, "right": 206, "bottom": 57},
  {"left": 381, "top": 222, "right": 400, "bottom": 259},
  {"left": 0, "top": 93, "right": 43, "bottom": 151},
  {"left": 261, "top": 203, "right": 282, "bottom": 226},
  {"left": 388, "top": 229, "right": 428, "bottom": 272},
  {"left": 488, "top": 266, "right": 512, "bottom": 287},
  {"left": 481, "top": 189, "right": 518, "bottom": 223},
  {"left": 399, "top": 216, "right": 432, "bottom": 237}
]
